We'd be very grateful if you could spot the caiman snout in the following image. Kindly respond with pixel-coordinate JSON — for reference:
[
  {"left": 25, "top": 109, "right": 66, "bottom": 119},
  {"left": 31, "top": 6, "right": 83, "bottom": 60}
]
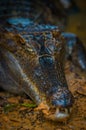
[
  {"left": 51, "top": 87, "right": 73, "bottom": 108},
  {"left": 49, "top": 87, "right": 74, "bottom": 121},
  {"left": 36, "top": 87, "right": 74, "bottom": 121},
  {"left": 37, "top": 50, "right": 74, "bottom": 121}
]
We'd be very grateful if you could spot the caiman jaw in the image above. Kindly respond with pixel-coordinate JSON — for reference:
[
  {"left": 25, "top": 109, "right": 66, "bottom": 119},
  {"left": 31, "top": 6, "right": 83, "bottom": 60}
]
[{"left": 53, "top": 107, "right": 72, "bottom": 121}]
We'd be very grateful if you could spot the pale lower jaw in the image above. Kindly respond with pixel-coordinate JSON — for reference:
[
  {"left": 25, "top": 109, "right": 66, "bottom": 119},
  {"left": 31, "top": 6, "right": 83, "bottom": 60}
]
[
  {"left": 43, "top": 107, "right": 71, "bottom": 121},
  {"left": 54, "top": 108, "right": 69, "bottom": 121}
]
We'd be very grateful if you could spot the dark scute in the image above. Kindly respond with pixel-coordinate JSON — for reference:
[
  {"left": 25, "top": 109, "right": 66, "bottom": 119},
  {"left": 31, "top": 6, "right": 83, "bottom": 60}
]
[{"left": 39, "top": 56, "right": 54, "bottom": 68}]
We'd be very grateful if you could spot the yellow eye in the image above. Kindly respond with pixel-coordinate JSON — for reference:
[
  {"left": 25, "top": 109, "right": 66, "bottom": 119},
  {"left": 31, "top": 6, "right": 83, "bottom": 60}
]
[
  {"left": 24, "top": 42, "right": 35, "bottom": 54},
  {"left": 26, "top": 47, "right": 34, "bottom": 52}
]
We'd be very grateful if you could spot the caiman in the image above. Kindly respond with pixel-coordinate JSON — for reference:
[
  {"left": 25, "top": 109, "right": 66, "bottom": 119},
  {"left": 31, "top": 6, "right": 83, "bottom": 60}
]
[{"left": 0, "top": 0, "right": 86, "bottom": 121}]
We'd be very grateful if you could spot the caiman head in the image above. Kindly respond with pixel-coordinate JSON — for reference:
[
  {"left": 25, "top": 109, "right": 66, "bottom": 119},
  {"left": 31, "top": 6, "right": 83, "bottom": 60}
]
[
  {"left": 0, "top": 23, "right": 74, "bottom": 121},
  {"left": 20, "top": 25, "right": 74, "bottom": 121}
]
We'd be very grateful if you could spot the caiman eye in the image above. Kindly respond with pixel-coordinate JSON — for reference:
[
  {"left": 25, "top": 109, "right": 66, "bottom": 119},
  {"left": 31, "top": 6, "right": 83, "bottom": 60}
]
[
  {"left": 25, "top": 43, "right": 36, "bottom": 54},
  {"left": 45, "top": 39, "right": 56, "bottom": 54},
  {"left": 26, "top": 46, "right": 34, "bottom": 53}
]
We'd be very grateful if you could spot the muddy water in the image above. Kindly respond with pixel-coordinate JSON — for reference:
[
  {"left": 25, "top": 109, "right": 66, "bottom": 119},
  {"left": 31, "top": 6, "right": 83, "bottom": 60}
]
[{"left": 0, "top": 1, "right": 86, "bottom": 130}]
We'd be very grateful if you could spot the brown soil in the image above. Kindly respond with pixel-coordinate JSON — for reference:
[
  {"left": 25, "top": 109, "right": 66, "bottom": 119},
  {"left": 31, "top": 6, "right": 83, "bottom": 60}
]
[{"left": 0, "top": 0, "right": 86, "bottom": 130}]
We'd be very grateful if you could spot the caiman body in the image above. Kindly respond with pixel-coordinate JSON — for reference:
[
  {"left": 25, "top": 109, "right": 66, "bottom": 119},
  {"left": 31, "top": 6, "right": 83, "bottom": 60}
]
[{"left": 0, "top": 0, "right": 86, "bottom": 121}]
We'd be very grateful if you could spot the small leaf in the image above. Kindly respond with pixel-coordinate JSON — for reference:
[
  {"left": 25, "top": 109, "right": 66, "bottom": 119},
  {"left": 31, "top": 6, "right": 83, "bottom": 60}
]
[{"left": 20, "top": 103, "right": 37, "bottom": 108}]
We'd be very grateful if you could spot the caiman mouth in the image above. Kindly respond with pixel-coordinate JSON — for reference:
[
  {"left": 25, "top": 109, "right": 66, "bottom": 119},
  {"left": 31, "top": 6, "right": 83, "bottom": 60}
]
[
  {"left": 44, "top": 107, "right": 72, "bottom": 121},
  {"left": 35, "top": 102, "right": 72, "bottom": 121},
  {"left": 52, "top": 107, "right": 72, "bottom": 121}
]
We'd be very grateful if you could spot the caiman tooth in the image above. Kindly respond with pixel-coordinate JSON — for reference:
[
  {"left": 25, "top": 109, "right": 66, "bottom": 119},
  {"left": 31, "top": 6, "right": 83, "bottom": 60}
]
[
  {"left": 69, "top": 108, "right": 72, "bottom": 113},
  {"left": 65, "top": 108, "right": 68, "bottom": 114},
  {"left": 65, "top": 108, "right": 72, "bottom": 114},
  {"left": 56, "top": 108, "right": 60, "bottom": 114}
]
